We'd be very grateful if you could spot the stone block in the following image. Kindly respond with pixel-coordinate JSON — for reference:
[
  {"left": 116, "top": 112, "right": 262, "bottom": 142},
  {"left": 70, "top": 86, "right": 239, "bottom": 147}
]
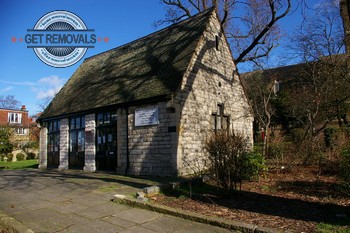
[{"left": 143, "top": 186, "right": 160, "bottom": 195}]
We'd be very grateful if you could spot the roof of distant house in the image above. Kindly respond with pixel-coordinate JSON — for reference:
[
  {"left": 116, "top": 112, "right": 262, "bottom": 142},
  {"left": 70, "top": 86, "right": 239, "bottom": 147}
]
[
  {"left": 0, "top": 105, "right": 28, "bottom": 112},
  {"left": 242, "top": 54, "right": 348, "bottom": 83}
]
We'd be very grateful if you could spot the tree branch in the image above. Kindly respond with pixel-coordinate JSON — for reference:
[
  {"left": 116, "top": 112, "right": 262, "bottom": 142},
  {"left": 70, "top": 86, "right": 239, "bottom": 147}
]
[
  {"left": 235, "top": 0, "right": 291, "bottom": 64},
  {"left": 162, "top": 0, "right": 192, "bottom": 18}
]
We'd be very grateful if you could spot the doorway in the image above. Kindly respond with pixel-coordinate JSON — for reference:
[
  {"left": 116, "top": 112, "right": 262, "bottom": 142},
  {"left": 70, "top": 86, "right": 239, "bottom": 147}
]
[
  {"left": 47, "top": 120, "right": 60, "bottom": 168},
  {"left": 69, "top": 116, "right": 85, "bottom": 169},
  {"left": 96, "top": 112, "right": 117, "bottom": 171}
]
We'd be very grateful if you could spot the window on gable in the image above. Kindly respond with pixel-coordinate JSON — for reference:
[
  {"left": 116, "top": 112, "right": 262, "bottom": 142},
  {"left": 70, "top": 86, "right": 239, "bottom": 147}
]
[
  {"left": 8, "top": 112, "right": 22, "bottom": 124},
  {"left": 215, "top": 35, "right": 219, "bottom": 50},
  {"left": 211, "top": 104, "right": 229, "bottom": 132}
]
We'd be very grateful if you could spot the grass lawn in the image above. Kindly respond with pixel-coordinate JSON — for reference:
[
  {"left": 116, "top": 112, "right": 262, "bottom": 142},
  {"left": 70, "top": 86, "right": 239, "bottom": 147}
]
[
  {"left": 317, "top": 223, "right": 350, "bottom": 233},
  {"left": 0, "top": 159, "right": 38, "bottom": 170}
]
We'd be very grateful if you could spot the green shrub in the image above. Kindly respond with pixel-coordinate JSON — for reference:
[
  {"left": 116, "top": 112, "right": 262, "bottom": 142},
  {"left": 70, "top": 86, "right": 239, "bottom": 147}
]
[
  {"left": 21, "top": 141, "right": 39, "bottom": 152},
  {"left": 6, "top": 153, "right": 13, "bottom": 162},
  {"left": 243, "top": 151, "right": 267, "bottom": 181},
  {"left": 268, "top": 143, "right": 284, "bottom": 159},
  {"left": 204, "top": 132, "right": 265, "bottom": 192},
  {"left": 16, "top": 153, "right": 25, "bottom": 161},
  {"left": 26, "top": 152, "right": 37, "bottom": 160},
  {"left": 339, "top": 149, "right": 350, "bottom": 183}
]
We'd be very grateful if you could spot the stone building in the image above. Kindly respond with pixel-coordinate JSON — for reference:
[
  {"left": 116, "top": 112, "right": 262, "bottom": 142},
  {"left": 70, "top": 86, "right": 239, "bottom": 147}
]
[{"left": 38, "top": 8, "right": 253, "bottom": 176}]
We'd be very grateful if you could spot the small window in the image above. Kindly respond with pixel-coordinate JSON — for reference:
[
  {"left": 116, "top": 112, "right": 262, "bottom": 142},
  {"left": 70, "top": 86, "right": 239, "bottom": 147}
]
[
  {"left": 211, "top": 104, "right": 229, "bottom": 132},
  {"left": 48, "top": 120, "right": 60, "bottom": 133},
  {"left": 8, "top": 112, "right": 22, "bottom": 123},
  {"left": 14, "top": 128, "right": 28, "bottom": 135},
  {"left": 215, "top": 35, "right": 219, "bottom": 50},
  {"left": 70, "top": 118, "right": 75, "bottom": 130},
  {"left": 274, "top": 80, "right": 280, "bottom": 94},
  {"left": 96, "top": 112, "right": 116, "bottom": 126}
]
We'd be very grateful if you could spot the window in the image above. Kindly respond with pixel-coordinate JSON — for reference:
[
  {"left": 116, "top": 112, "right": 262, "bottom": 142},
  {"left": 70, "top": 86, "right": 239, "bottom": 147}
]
[
  {"left": 96, "top": 112, "right": 117, "bottom": 126},
  {"left": 211, "top": 104, "right": 229, "bottom": 132},
  {"left": 69, "top": 116, "right": 85, "bottom": 153},
  {"left": 8, "top": 112, "right": 22, "bottom": 123},
  {"left": 14, "top": 128, "right": 28, "bottom": 135},
  {"left": 47, "top": 120, "right": 60, "bottom": 153},
  {"left": 215, "top": 35, "right": 219, "bottom": 50},
  {"left": 274, "top": 80, "right": 280, "bottom": 94}
]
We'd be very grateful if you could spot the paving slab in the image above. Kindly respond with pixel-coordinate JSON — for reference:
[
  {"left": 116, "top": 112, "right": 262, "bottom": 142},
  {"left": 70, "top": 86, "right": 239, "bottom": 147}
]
[
  {"left": 13, "top": 208, "right": 86, "bottom": 232},
  {"left": 140, "top": 215, "right": 192, "bottom": 232},
  {"left": 113, "top": 208, "right": 161, "bottom": 224},
  {"left": 100, "top": 215, "right": 137, "bottom": 228},
  {"left": 61, "top": 218, "right": 126, "bottom": 233},
  {"left": 76, "top": 203, "right": 131, "bottom": 219},
  {"left": 119, "top": 225, "right": 159, "bottom": 233},
  {"left": 50, "top": 201, "right": 89, "bottom": 214},
  {"left": 0, "top": 169, "right": 237, "bottom": 233},
  {"left": 174, "top": 221, "right": 233, "bottom": 233}
]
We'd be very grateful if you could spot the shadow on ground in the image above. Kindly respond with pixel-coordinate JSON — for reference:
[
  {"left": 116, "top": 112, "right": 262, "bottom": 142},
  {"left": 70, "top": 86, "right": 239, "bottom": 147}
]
[
  {"left": 162, "top": 180, "right": 350, "bottom": 227},
  {"left": 0, "top": 168, "right": 183, "bottom": 193}
]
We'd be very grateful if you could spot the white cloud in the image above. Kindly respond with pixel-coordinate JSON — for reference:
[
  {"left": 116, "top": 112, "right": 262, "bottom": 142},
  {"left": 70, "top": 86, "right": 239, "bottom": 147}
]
[
  {"left": 32, "top": 75, "right": 67, "bottom": 100},
  {"left": 0, "top": 86, "right": 14, "bottom": 93},
  {"left": 0, "top": 80, "right": 37, "bottom": 86},
  {"left": 38, "top": 75, "right": 65, "bottom": 87}
]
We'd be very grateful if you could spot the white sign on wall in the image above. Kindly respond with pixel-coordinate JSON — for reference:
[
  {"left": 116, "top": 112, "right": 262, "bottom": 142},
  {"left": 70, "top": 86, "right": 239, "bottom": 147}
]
[{"left": 135, "top": 106, "right": 159, "bottom": 126}]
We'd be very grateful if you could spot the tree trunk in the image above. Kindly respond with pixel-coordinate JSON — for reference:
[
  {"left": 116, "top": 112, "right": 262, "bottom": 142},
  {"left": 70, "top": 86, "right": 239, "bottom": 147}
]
[{"left": 340, "top": 0, "right": 350, "bottom": 53}]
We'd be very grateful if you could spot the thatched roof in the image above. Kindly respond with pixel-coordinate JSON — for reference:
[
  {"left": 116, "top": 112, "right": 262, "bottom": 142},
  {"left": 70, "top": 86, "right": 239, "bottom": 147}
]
[{"left": 40, "top": 8, "right": 215, "bottom": 120}]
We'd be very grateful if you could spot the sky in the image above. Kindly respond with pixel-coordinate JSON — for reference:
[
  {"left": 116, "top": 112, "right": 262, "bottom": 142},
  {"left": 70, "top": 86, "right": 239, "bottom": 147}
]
[{"left": 0, "top": 0, "right": 322, "bottom": 116}]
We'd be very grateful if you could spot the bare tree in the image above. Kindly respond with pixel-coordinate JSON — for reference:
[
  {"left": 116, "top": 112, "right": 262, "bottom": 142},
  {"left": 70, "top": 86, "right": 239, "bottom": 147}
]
[
  {"left": 157, "top": 0, "right": 291, "bottom": 65},
  {"left": 37, "top": 96, "right": 53, "bottom": 112},
  {"left": 281, "top": 0, "right": 349, "bottom": 164},
  {"left": 243, "top": 71, "right": 277, "bottom": 156},
  {"left": 340, "top": 0, "right": 350, "bottom": 52},
  {"left": 0, "top": 95, "right": 21, "bottom": 109},
  {"left": 289, "top": 0, "right": 345, "bottom": 62}
]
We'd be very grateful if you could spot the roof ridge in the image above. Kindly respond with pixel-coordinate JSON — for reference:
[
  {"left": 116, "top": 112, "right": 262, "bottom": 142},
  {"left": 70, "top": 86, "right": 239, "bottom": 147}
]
[{"left": 85, "top": 7, "right": 215, "bottom": 61}]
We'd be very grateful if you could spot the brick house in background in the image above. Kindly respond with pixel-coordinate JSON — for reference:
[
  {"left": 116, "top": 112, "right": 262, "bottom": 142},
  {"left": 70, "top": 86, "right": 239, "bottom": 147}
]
[
  {"left": 38, "top": 8, "right": 253, "bottom": 176},
  {"left": 0, "top": 105, "right": 32, "bottom": 147}
]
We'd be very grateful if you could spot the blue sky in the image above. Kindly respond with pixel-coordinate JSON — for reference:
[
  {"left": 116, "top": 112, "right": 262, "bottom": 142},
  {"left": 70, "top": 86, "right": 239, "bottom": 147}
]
[
  {"left": 0, "top": 0, "right": 167, "bottom": 115},
  {"left": 0, "top": 0, "right": 321, "bottom": 116}
]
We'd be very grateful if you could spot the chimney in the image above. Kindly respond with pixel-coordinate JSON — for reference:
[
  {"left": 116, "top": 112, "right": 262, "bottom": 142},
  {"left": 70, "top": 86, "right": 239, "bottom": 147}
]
[{"left": 21, "top": 105, "right": 26, "bottom": 111}]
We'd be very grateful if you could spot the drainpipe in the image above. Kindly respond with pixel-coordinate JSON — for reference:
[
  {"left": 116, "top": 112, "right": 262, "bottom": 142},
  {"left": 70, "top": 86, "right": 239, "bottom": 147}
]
[{"left": 125, "top": 106, "right": 130, "bottom": 175}]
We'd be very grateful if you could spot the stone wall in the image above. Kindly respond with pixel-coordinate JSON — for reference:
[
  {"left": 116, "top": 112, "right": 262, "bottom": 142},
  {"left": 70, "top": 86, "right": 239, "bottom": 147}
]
[
  {"left": 58, "top": 118, "right": 69, "bottom": 170},
  {"left": 84, "top": 113, "right": 96, "bottom": 171},
  {"left": 119, "top": 102, "right": 179, "bottom": 176},
  {"left": 116, "top": 108, "right": 128, "bottom": 175},
  {"left": 176, "top": 11, "right": 253, "bottom": 175},
  {"left": 38, "top": 125, "right": 47, "bottom": 169}
]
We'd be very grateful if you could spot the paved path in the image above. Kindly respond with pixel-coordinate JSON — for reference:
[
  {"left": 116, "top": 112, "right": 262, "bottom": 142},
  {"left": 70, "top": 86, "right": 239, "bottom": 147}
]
[{"left": 0, "top": 169, "right": 231, "bottom": 233}]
